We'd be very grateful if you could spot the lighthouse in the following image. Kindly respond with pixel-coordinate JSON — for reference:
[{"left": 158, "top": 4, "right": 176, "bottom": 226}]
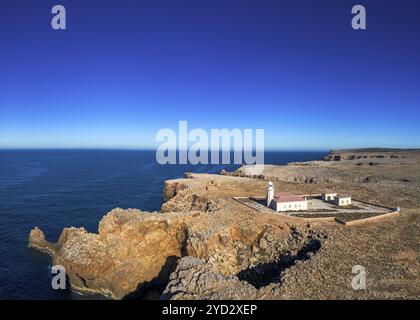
[
  {"left": 267, "top": 181, "right": 274, "bottom": 207},
  {"left": 265, "top": 181, "right": 308, "bottom": 212}
]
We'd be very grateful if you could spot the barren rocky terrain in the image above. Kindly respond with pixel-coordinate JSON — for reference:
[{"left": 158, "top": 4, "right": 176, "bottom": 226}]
[{"left": 29, "top": 149, "right": 420, "bottom": 299}]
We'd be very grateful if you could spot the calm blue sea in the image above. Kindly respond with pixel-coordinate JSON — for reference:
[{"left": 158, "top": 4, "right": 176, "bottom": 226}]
[{"left": 0, "top": 150, "right": 325, "bottom": 299}]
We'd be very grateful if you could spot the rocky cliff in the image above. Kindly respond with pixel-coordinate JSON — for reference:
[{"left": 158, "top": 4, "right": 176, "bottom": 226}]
[
  {"left": 29, "top": 205, "right": 326, "bottom": 299},
  {"left": 28, "top": 173, "right": 329, "bottom": 299},
  {"left": 28, "top": 150, "right": 420, "bottom": 299},
  {"left": 30, "top": 209, "right": 189, "bottom": 299}
]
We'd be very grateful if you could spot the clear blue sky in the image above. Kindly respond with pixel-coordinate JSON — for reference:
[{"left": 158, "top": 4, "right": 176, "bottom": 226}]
[{"left": 0, "top": 0, "right": 419, "bottom": 150}]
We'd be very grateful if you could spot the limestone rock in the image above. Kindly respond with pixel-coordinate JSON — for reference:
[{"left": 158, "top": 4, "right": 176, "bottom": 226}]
[
  {"left": 28, "top": 227, "right": 55, "bottom": 255},
  {"left": 29, "top": 209, "right": 189, "bottom": 299},
  {"left": 163, "top": 257, "right": 258, "bottom": 300}
]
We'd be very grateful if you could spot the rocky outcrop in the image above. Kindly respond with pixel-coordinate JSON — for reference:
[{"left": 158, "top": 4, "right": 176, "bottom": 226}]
[
  {"left": 162, "top": 181, "right": 189, "bottom": 203},
  {"left": 185, "top": 223, "right": 325, "bottom": 277},
  {"left": 163, "top": 257, "right": 258, "bottom": 300},
  {"left": 161, "top": 179, "right": 221, "bottom": 213},
  {"left": 28, "top": 227, "right": 55, "bottom": 255},
  {"left": 163, "top": 225, "right": 326, "bottom": 300},
  {"left": 29, "top": 209, "right": 190, "bottom": 299},
  {"left": 28, "top": 204, "right": 326, "bottom": 300}
]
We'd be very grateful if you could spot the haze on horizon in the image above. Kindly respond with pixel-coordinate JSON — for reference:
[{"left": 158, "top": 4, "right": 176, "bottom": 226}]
[{"left": 0, "top": 0, "right": 419, "bottom": 150}]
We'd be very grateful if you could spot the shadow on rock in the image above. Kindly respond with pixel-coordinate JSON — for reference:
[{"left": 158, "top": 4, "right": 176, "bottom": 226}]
[
  {"left": 123, "top": 255, "right": 180, "bottom": 300},
  {"left": 237, "top": 239, "right": 321, "bottom": 288}
]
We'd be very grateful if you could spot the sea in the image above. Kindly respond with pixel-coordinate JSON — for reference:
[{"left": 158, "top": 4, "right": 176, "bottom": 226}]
[{"left": 0, "top": 150, "right": 326, "bottom": 299}]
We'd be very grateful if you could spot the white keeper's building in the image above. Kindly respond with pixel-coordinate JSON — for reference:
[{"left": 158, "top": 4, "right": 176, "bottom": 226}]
[
  {"left": 321, "top": 191, "right": 338, "bottom": 201},
  {"left": 334, "top": 195, "right": 352, "bottom": 206},
  {"left": 267, "top": 181, "right": 308, "bottom": 212}
]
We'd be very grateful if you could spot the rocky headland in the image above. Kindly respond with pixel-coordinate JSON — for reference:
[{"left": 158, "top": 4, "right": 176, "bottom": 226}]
[{"left": 28, "top": 149, "right": 420, "bottom": 299}]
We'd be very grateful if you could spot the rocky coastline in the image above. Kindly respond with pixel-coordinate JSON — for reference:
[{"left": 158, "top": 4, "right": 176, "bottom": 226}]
[{"left": 28, "top": 149, "right": 420, "bottom": 299}]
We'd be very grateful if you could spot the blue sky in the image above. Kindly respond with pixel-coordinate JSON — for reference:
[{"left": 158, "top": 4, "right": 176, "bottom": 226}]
[{"left": 0, "top": 0, "right": 419, "bottom": 150}]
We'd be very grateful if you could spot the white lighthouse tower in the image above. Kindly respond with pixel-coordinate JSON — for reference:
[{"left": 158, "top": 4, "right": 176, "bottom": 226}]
[{"left": 267, "top": 181, "right": 275, "bottom": 207}]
